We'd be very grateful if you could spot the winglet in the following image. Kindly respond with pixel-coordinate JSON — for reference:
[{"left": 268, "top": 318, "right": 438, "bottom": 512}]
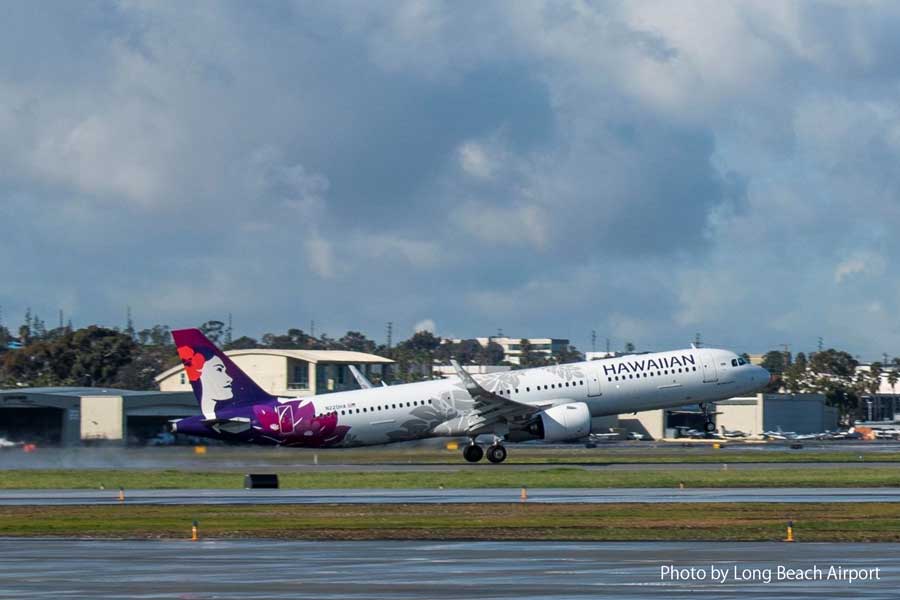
[
  {"left": 450, "top": 359, "right": 483, "bottom": 396},
  {"left": 348, "top": 365, "right": 373, "bottom": 389}
]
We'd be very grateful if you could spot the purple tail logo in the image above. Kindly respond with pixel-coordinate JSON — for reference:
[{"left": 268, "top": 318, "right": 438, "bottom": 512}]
[{"left": 172, "top": 329, "right": 273, "bottom": 419}]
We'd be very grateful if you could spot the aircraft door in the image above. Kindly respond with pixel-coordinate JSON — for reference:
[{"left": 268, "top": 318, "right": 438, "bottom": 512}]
[
  {"left": 701, "top": 350, "right": 718, "bottom": 383},
  {"left": 587, "top": 367, "right": 603, "bottom": 397},
  {"left": 277, "top": 405, "right": 294, "bottom": 434}
]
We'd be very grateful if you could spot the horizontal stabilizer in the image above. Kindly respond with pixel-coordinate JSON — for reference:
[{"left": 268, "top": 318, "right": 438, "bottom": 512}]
[{"left": 202, "top": 416, "right": 252, "bottom": 434}]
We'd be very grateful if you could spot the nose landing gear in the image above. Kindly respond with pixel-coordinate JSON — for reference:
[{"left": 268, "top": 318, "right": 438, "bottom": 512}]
[{"left": 700, "top": 402, "right": 716, "bottom": 435}]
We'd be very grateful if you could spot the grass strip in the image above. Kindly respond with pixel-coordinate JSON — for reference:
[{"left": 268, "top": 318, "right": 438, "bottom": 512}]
[
  {"left": 1, "top": 502, "right": 898, "bottom": 542},
  {"left": 2, "top": 467, "right": 900, "bottom": 489}
]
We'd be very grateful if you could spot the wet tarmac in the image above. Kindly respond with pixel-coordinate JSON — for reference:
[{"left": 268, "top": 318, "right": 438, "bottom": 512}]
[
  {"left": 1, "top": 538, "right": 897, "bottom": 599},
  {"left": 5, "top": 487, "right": 900, "bottom": 506},
  {"left": 5, "top": 445, "right": 900, "bottom": 472}
]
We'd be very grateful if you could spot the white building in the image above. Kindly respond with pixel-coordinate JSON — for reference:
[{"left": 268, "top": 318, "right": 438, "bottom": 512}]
[{"left": 445, "top": 337, "right": 570, "bottom": 365}]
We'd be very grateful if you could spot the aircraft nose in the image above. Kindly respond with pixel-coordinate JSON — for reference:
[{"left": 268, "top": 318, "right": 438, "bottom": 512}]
[{"left": 758, "top": 366, "right": 772, "bottom": 386}]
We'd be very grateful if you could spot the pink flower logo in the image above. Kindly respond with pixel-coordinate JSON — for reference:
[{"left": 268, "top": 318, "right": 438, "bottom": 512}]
[{"left": 177, "top": 346, "right": 206, "bottom": 381}]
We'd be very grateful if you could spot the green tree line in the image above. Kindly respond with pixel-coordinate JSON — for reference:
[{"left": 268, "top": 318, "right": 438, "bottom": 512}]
[
  {"left": 759, "top": 349, "right": 900, "bottom": 423},
  {"left": 0, "top": 316, "right": 585, "bottom": 390}
]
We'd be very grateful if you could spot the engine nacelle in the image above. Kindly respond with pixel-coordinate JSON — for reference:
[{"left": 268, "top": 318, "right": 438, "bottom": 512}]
[{"left": 528, "top": 402, "right": 592, "bottom": 442}]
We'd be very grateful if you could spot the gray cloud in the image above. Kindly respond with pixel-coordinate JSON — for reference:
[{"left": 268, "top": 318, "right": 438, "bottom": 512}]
[{"left": 2, "top": 1, "right": 900, "bottom": 358}]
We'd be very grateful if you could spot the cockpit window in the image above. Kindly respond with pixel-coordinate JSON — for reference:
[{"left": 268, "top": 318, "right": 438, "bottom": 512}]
[
  {"left": 738, "top": 357, "right": 747, "bottom": 365},
  {"left": 731, "top": 359, "right": 738, "bottom": 367}
]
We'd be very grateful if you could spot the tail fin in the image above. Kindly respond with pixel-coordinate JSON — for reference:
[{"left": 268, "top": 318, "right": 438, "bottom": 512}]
[{"left": 171, "top": 328, "right": 273, "bottom": 419}]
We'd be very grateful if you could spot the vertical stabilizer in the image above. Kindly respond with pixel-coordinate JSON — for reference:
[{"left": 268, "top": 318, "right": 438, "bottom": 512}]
[{"left": 171, "top": 328, "right": 273, "bottom": 419}]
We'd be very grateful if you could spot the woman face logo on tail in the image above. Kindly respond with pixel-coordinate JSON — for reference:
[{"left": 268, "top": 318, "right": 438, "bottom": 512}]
[
  {"left": 201, "top": 356, "right": 233, "bottom": 401},
  {"left": 179, "top": 345, "right": 234, "bottom": 418}
]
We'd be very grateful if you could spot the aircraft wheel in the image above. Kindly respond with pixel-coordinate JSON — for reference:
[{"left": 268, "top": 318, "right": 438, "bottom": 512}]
[
  {"left": 463, "top": 444, "right": 484, "bottom": 463},
  {"left": 704, "top": 421, "right": 716, "bottom": 433},
  {"left": 486, "top": 444, "right": 507, "bottom": 464}
]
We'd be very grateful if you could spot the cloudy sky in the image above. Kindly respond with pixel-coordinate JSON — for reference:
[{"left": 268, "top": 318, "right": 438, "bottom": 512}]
[{"left": 2, "top": 1, "right": 899, "bottom": 358}]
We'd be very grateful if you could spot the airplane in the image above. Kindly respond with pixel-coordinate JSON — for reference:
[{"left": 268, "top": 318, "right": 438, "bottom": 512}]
[
  {"left": 761, "top": 426, "right": 797, "bottom": 441},
  {"left": 168, "top": 329, "right": 770, "bottom": 463},
  {"left": 719, "top": 425, "right": 747, "bottom": 439}
]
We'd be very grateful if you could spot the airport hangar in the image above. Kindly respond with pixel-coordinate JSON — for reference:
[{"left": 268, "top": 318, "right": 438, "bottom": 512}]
[
  {"left": 618, "top": 393, "right": 839, "bottom": 439},
  {"left": 0, "top": 349, "right": 393, "bottom": 445}
]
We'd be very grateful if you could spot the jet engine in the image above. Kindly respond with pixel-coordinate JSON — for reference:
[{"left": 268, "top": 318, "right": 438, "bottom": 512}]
[{"left": 524, "top": 402, "right": 592, "bottom": 442}]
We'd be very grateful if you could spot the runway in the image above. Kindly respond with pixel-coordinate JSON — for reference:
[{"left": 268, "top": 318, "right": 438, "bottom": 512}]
[
  {"left": 5, "top": 444, "right": 900, "bottom": 472},
  {"left": 1, "top": 538, "right": 897, "bottom": 599},
  {"left": 5, "top": 487, "right": 900, "bottom": 505}
]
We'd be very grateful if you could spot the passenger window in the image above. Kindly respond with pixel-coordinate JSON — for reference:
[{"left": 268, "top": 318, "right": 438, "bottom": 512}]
[{"left": 526, "top": 387, "right": 530, "bottom": 392}]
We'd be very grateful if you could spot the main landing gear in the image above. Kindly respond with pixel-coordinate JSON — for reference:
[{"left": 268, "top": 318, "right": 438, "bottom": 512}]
[
  {"left": 463, "top": 443, "right": 483, "bottom": 463},
  {"left": 700, "top": 402, "right": 716, "bottom": 435},
  {"left": 463, "top": 440, "right": 508, "bottom": 464}
]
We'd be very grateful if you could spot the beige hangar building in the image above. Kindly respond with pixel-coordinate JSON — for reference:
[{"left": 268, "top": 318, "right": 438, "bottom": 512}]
[{"left": 155, "top": 348, "right": 394, "bottom": 397}]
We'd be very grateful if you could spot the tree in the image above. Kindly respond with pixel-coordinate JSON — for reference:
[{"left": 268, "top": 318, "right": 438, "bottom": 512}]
[
  {"left": 199, "top": 320, "right": 226, "bottom": 345},
  {"left": 475, "top": 341, "right": 505, "bottom": 365},
  {"left": 225, "top": 335, "right": 259, "bottom": 350},
  {"left": 0, "top": 326, "right": 10, "bottom": 355},
  {"left": 808, "top": 349, "right": 858, "bottom": 379},
  {"left": 806, "top": 349, "right": 860, "bottom": 423},
  {"left": 624, "top": 341, "right": 636, "bottom": 353},
  {"left": 403, "top": 331, "right": 441, "bottom": 353},
  {"left": 136, "top": 325, "right": 171, "bottom": 347},
  {"left": 552, "top": 345, "right": 584, "bottom": 364},
  {"left": 261, "top": 328, "right": 314, "bottom": 349},
  {"left": 338, "top": 331, "right": 376, "bottom": 354},
  {"left": 517, "top": 339, "right": 538, "bottom": 368},
  {"left": 760, "top": 351, "right": 790, "bottom": 376},
  {"left": 865, "top": 362, "right": 884, "bottom": 397},
  {"left": 782, "top": 352, "right": 808, "bottom": 393},
  {"left": 1, "top": 326, "right": 137, "bottom": 388},
  {"left": 887, "top": 367, "right": 899, "bottom": 396}
]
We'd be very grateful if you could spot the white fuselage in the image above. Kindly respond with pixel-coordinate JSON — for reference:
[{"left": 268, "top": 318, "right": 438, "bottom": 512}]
[{"left": 283, "top": 347, "right": 769, "bottom": 447}]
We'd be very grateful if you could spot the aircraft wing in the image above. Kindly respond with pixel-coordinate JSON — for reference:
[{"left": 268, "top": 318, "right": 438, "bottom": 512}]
[
  {"left": 348, "top": 365, "right": 373, "bottom": 389},
  {"left": 450, "top": 360, "right": 546, "bottom": 435}
]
